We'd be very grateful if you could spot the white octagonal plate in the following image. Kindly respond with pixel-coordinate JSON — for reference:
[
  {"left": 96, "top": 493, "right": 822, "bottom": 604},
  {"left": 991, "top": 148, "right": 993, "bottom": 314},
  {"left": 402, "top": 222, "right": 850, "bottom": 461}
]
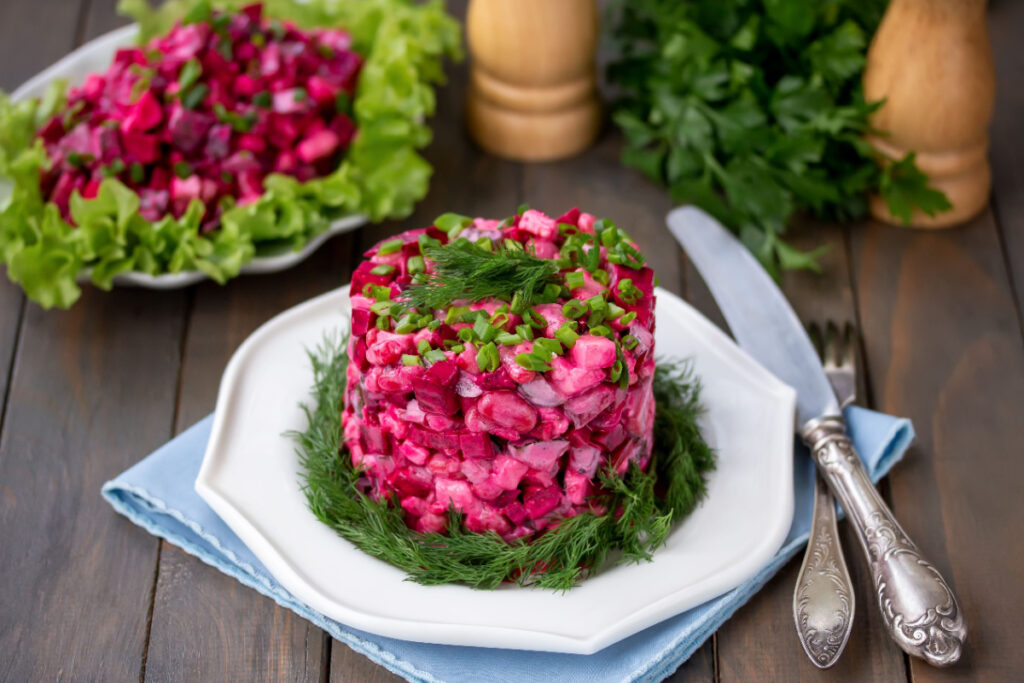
[
  {"left": 2, "top": 25, "right": 366, "bottom": 290},
  {"left": 195, "top": 286, "right": 795, "bottom": 654}
]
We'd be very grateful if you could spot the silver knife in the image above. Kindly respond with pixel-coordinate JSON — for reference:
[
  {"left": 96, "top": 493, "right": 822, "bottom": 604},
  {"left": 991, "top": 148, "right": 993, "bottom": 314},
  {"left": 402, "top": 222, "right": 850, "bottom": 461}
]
[{"left": 667, "top": 206, "right": 966, "bottom": 667}]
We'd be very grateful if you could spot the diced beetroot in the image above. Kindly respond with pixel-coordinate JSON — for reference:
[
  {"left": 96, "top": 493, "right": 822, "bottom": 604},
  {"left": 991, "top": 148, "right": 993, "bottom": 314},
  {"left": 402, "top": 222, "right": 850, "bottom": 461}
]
[
  {"left": 478, "top": 391, "right": 537, "bottom": 434},
  {"left": 510, "top": 440, "right": 569, "bottom": 470},
  {"left": 491, "top": 455, "right": 529, "bottom": 490},
  {"left": 524, "top": 485, "right": 562, "bottom": 520},
  {"left": 434, "top": 478, "right": 475, "bottom": 512},
  {"left": 411, "top": 375, "right": 459, "bottom": 416},
  {"left": 121, "top": 91, "right": 163, "bottom": 133},
  {"left": 459, "top": 432, "right": 494, "bottom": 459},
  {"left": 555, "top": 207, "right": 581, "bottom": 226},
  {"left": 476, "top": 367, "right": 516, "bottom": 390},
  {"left": 465, "top": 504, "right": 511, "bottom": 536},
  {"left": 296, "top": 129, "right": 339, "bottom": 163},
  {"left": 503, "top": 501, "right": 529, "bottom": 525},
  {"left": 570, "top": 335, "right": 617, "bottom": 369},
  {"left": 121, "top": 130, "right": 160, "bottom": 164},
  {"left": 307, "top": 75, "right": 340, "bottom": 104},
  {"left": 547, "top": 356, "right": 605, "bottom": 397},
  {"left": 204, "top": 124, "right": 232, "bottom": 159},
  {"left": 168, "top": 107, "right": 214, "bottom": 154},
  {"left": 350, "top": 308, "right": 371, "bottom": 336}
]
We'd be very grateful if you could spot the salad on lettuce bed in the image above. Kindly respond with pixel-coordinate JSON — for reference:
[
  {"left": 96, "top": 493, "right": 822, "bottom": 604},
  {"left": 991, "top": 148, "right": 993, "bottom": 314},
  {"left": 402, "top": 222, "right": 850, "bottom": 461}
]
[{"left": 0, "top": 0, "right": 460, "bottom": 308}]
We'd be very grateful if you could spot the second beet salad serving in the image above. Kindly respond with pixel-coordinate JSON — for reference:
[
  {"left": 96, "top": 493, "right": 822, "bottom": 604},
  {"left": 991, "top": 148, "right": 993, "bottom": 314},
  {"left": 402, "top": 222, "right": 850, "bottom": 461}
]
[
  {"left": 0, "top": 0, "right": 460, "bottom": 308},
  {"left": 296, "top": 207, "right": 716, "bottom": 588}
]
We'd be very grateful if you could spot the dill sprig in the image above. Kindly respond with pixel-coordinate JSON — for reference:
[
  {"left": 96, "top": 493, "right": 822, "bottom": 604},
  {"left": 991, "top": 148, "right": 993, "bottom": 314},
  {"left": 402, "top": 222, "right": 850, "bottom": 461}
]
[
  {"left": 399, "top": 239, "right": 560, "bottom": 313},
  {"left": 292, "top": 335, "right": 716, "bottom": 590}
]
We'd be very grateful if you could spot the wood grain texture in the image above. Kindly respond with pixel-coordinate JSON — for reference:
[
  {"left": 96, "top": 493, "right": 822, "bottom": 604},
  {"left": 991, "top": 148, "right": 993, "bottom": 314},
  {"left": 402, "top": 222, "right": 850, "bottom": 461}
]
[
  {"left": 988, "top": 0, "right": 1024, "bottom": 329},
  {"left": 688, "top": 220, "right": 907, "bottom": 682},
  {"left": 0, "top": 288, "right": 186, "bottom": 681},
  {"left": 0, "top": 0, "right": 83, "bottom": 91},
  {"left": 851, "top": 210, "right": 1024, "bottom": 682},
  {"left": 143, "top": 239, "right": 357, "bottom": 683}
]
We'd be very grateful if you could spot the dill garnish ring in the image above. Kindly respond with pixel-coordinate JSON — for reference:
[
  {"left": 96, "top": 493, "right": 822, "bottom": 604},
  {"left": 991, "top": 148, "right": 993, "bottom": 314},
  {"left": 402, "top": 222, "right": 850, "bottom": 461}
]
[{"left": 292, "top": 334, "right": 716, "bottom": 591}]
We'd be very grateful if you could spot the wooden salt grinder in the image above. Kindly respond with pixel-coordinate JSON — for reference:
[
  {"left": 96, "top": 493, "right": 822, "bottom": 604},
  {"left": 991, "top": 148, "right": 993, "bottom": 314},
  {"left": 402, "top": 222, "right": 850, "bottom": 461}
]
[
  {"left": 864, "top": 0, "right": 996, "bottom": 228},
  {"left": 465, "top": 0, "right": 601, "bottom": 162}
]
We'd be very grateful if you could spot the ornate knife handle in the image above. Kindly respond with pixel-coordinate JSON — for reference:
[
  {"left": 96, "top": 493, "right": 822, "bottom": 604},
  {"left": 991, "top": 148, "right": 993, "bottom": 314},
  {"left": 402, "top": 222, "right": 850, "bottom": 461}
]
[{"left": 801, "top": 416, "right": 966, "bottom": 667}]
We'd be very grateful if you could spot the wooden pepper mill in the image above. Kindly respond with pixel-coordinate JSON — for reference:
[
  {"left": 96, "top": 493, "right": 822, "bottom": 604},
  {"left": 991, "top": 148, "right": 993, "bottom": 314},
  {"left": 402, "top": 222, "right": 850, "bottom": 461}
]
[
  {"left": 465, "top": 0, "right": 601, "bottom": 162},
  {"left": 864, "top": 0, "right": 996, "bottom": 228}
]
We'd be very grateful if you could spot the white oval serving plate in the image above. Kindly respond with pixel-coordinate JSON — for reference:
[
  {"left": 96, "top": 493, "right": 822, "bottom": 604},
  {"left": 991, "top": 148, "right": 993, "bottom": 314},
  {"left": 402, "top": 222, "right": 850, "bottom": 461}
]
[
  {"left": 195, "top": 286, "right": 795, "bottom": 654},
  {"left": 4, "top": 25, "right": 366, "bottom": 290}
]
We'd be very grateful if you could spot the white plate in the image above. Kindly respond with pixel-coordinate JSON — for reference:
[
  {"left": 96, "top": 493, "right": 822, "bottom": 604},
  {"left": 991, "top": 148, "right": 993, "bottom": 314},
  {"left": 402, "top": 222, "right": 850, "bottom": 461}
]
[
  {"left": 195, "top": 286, "right": 795, "bottom": 654},
  {"left": 4, "top": 25, "right": 366, "bottom": 290}
]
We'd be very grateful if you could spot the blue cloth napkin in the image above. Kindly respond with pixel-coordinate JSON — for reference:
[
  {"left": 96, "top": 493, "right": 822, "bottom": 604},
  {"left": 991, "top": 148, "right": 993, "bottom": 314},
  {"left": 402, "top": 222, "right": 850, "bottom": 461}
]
[{"left": 102, "top": 406, "right": 912, "bottom": 683}]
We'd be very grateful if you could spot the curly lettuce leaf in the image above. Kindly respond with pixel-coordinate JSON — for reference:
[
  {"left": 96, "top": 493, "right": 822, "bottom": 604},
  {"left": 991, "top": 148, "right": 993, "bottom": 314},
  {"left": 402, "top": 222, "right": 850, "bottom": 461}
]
[{"left": 0, "top": 0, "right": 461, "bottom": 308}]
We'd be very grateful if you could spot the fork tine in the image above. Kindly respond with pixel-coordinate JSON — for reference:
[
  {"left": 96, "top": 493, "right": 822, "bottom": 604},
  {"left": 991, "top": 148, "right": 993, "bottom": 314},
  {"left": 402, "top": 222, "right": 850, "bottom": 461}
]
[
  {"left": 825, "top": 321, "right": 842, "bottom": 368},
  {"left": 842, "top": 322, "right": 857, "bottom": 373}
]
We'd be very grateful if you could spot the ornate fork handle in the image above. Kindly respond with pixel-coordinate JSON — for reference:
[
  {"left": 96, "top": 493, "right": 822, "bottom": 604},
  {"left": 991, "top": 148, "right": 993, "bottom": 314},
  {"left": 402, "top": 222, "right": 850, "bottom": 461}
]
[{"left": 801, "top": 416, "right": 967, "bottom": 667}]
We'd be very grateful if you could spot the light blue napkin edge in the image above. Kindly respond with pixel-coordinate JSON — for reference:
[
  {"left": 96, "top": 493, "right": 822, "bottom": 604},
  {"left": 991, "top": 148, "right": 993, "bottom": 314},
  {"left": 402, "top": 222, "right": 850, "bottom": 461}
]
[{"left": 101, "top": 408, "right": 914, "bottom": 683}]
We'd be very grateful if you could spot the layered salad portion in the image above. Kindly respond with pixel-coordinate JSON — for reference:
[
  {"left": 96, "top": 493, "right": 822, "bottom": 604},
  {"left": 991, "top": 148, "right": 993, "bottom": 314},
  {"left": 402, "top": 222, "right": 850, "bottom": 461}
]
[
  {"left": 37, "top": 3, "right": 361, "bottom": 228},
  {"left": 342, "top": 208, "right": 656, "bottom": 542}
]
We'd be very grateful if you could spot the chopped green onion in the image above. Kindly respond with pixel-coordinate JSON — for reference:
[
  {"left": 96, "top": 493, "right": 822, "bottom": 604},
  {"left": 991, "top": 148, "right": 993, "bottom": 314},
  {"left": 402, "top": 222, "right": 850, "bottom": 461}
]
[
  {"left": 606, "top": 302, "right": 626, "bottom": 320},
  {"left": 617, "top": 279, "right": 642, "bottom": 304},
  {"left": 428, "top": 319, "right": 442, "bottom": 331},
  {"left": 253, "top": 91, "right": 272, "bottom": 108},
  {"left": 517, "top": 203, "right": 530, "bottom": 215},
  {"left": 370, "top": 300, "right": 392, "bottom": 315},
  {"left": 129, "top": 162, "right": 145, "bottom": 183},
  {"left": 515, "top": 323, "right": 534, "bottom": 341},
  {"left": 173, "top": 161, "right": 192, "bottom": 179},
  {"left": 424, "top": 349, "right": 447, "bottom": 364},
  {"left": 593, "top": 268, "right": 610, "bottom": 286},
  {"left": 450, "top": 343, "right": 465, "bottom": 353},
  {"left": 394, "top": 315, "right": 419, "bottom": 334},
  {"left": 562, "top": 299, "right": 587, "bottom": 319},
  {"left": 515, "top": 353, "right": 551, "bottom": 372},
  {"left": 181, "top": 83, "right": 208, "bottom": 110},
  {"left": 619, "top": 311, "right": 637, "bottom": 325},
  {"left": 586, "top": 294, "right": 607, "bottom": 312},
  {"left": 622, "top": 334, "right": 639, "bottom": 350},
  {"left": 292, "top": 87, "right": 308, "bottom": 102},
  {"left": 334, "top": 91, "right": 351, "bottom": 113},
  {"left": 434, "top": 212, "right": 472, "bottom": 234},
  {"left": 589, "top": 325, "right": 613, "bottom": 338},
  {"left": 610, "top": 360, "right": 624, "bottom": 383},
  {"left": 368, "top": 284, "right": 391, "bottom": 301},
  {"left": 509, "top": 292, "right": 526, "bottom": 315},
  {"left": 376, "top": 315, "right": 390, "bottom": 330},
  {"left": 475, "top": 237, "right": 493, "bottom": 252},
  {"left": 445, "top": 306, "right": 469, "bottom": 325},
  {"left": 370, "top": 264, "right": 395, "bottom": 276},
  {"left": 417, "top": 339, "right": 432, "bottom": 355},
  {"left": 496, "top": 332, "right": 523, "bottom": 346},
  {"left": 179, "top": 59, "right": 202, "bottom": 92},
  {"left": 457, "top": 327, "right": 475, "bottom": 343},
  {"left": 555, "top": 323, "right": 579, "bottom": 348},
  {"left": 407, "top": 255, "right": 425, "bottom": 275},
  {"left": 565, "top": 271, "right": 586, "bottom": 290},
  {"left": 533, "top": 337, "right": 563, "bottom": 360},
  {"left": 525, "top": 308, "right": 547, "bottom": 329},
  {"left": 402, "top": 354, "right": 422, "bottom": 366},
  {"left": 476, "top": 342, "right": 500, "bottom": 372},
  {"left": 378, "top": 238, "right": 403, "bottom": 255},
  {"left": 473, "top": 315, "right": 497, "bottom": 343}
]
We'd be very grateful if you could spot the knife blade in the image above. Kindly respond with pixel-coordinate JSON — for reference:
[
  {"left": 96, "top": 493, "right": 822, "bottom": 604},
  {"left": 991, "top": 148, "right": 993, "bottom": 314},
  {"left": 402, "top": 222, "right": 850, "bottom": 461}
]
[
  {"left": 666, "top": 207, "right": 838, "bottom": 428},
  {"left": 666, "top": 205, "right": 966, "bottom": 667}
]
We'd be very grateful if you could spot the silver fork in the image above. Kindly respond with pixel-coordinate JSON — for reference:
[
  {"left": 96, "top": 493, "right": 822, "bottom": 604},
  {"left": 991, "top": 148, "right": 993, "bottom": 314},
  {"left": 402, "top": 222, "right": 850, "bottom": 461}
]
[{"left": 793, "top": 322, "right": 858, "bottom": 668}]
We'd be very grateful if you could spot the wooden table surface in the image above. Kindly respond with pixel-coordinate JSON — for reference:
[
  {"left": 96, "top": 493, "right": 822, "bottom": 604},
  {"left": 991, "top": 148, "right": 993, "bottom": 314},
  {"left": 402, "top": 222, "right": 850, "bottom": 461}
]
[{"left": 2, "top": 1, "right": 1022, "bottom": 681}]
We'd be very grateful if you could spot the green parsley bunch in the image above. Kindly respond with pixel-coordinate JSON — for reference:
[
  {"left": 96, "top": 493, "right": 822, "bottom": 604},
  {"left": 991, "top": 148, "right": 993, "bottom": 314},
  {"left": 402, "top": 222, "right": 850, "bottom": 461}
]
[{"left": 608, "top": 0, "right": 951, "bottom": 276}]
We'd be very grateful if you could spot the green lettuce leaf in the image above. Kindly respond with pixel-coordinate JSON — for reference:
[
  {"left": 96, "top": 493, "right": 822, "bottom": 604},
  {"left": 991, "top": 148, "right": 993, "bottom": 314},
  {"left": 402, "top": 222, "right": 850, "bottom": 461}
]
[{"left": 0, "top": 0, "right": 462, "bottom": 308}]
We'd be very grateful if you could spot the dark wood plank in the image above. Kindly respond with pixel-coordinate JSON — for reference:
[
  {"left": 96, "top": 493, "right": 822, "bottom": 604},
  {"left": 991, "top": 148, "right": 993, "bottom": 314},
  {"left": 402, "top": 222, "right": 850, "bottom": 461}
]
[
  {"left": 850, "top": 209, "right": 1024, "bottom": 682},
  {"left": 0, "top": 284, "right": 22, "bottom": 421},
  {"left": 0, "top": 288, "right": 187, "bottom": 681},
  {"left": 0, "top": 1, "right": 190, "bottom": 681},
  {"left": 988, "top": 0, "right": 1024, "bottom": 329},
  {"left": 143, "top": 239, "right": 356, "bottom": 683},
  {"left": 0, "top": 0, "right": 84, "bottom": 91},
  {"left": 686, "top": 220, "right": 906, "bottom": 682}
]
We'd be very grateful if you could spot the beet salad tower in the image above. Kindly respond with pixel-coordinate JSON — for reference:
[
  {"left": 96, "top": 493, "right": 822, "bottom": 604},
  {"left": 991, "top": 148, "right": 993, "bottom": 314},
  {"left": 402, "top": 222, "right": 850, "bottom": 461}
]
[{"left": 342, "top": 208, "right": 656, "bottom": 543}]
